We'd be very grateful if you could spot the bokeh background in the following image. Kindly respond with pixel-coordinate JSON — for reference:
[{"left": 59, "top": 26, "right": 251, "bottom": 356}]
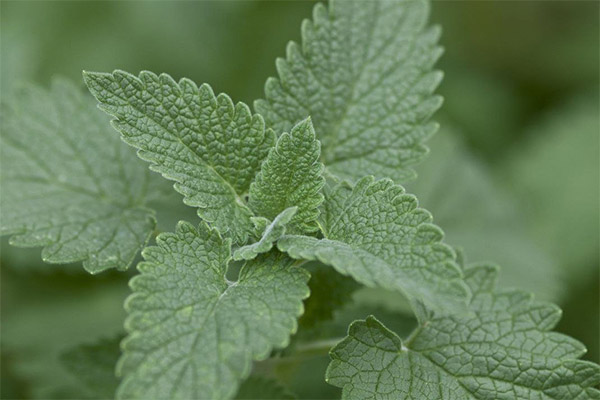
[{"left": 1, "top": 1, "right": 598, "bottom": 399}]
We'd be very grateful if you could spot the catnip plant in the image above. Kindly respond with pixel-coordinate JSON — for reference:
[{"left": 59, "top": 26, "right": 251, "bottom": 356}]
[{"left": 1, "top": 0, "right": 598, "bottom": 399}]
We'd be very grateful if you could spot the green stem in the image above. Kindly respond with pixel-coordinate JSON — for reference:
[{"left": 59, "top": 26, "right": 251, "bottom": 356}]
[
  {"left": 255, "top": 336, "right": 344, "bottom": 375},
  {"left": 291, "top": 259, "right": 309, "bottom": 268},
  {"left": 404, "top": 322, "right": 426, "bottom": 348},
  {"left": 294, "top": 337, "right": 345, "bottom": 356}
]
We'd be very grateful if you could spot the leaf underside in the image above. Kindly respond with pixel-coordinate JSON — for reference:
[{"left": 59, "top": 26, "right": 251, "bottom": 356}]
[
  {"left": 256, "top": 0, "right": 443, "bottom": 183},
  {"left": 278, "top": 176, "right": 469, "bottom": 313},
  {"left": 326, "top": 263, "right": 600, "bottom": 400},
  {"left": 84, "top": 70, "right": 275, "bottom": 244},
  {"left": 118, "top": 221, "right": 309, "bottom": 400},
  {"left": 234, "top": 207, "right": 297, "bottom": 261},
  {"left": 0, "top": 79, "right": 160, "bottom": 273}
]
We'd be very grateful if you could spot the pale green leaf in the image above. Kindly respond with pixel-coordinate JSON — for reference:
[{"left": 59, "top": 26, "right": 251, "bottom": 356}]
[
  {"left": 504, "top": 96, "right": 600, "bottom": 281},
  {"left": 278, "top": 176, "right": 469, "bottom": 313},
  {"left": 255, "top": 0, "right": 442, "bottom": 183},
  {"left": 59, "top": 336, "right": 299, "bottom": 400},
  {"left": 118, "top": 222, "right": 309, "bottom": 400},
  {"left": 0, "top": 79, "right": 160, "bottom": 273},
  {"left": 84, "top": 70, "right": 276, "bottom": 243},
  {"left": 326, "top": 264, "right": 600, "bottom": 400},
  {"left": 248, "top": 117, "right": 324, "bottom": 233},
  {"left": 406, "top": 126, "right": 563, "bottom": 302},
  {"left": 234, "top": 207, "right": 297, "bottom": 261}
]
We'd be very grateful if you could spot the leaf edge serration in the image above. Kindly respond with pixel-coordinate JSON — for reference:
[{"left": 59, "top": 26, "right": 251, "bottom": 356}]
[
  {"left": 83, "top": 69, "right": 276, "bottom": 244},
  {"left": 1, "top": 77, "right": 158, "bottom": 274},
  {"left": 278, "top": 175, "right": 471, "bottom": 314},
  {"left": 116, "top": 220, "right": 310, "bottom": 400},
  {"left": 254, "top": 0, "right": 445, "bottom": 184},
  {"left": 325, "top": 263, "right": 600, "bottom": 400}
]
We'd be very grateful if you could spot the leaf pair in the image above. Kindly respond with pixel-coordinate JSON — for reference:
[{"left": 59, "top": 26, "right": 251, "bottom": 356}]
[
  {"left": 0, "top": 74, "right": 325, "bottom": 273},
  {"left": 279, "top": 177, "right": 468, "bottom": 313},
  {"left": 79, "top": 71, "right": 331, "bottom": 398},
  {"left": 2, "top": 0, "right": 445, "bottom": 278},
  {"left": 327, "top": 262, "right": 600, "bottom": 399},
  {"left": 256, "top": 0, "right": 443, "bottom": 184},
  {"left": 84, "top": 70, "right": 325, "bottom": 244},
  {"left": 118, "top": 222, "right": 308, "bottom": 399}
]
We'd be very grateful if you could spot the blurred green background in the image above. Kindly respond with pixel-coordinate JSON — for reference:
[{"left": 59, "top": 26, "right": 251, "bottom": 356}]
[{"left": 1, "top": 1, "right": 598, "bottom": 399}]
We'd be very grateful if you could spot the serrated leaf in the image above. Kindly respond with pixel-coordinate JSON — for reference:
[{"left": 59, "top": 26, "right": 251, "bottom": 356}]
[
  {"left": 84, "top": 70, "right": 276, "bottom": 243},
  {"left": 326, "top": 264, "right": 600, "bottom": 400},
  {"left": 278, "top": 176, "right": 469, "bottom": 313},
  {"left": 0, "top": 79, "right": 160, "bottom": 273},
  {"left": 248, "top": 117, "right": 324, "bottom": 233},
  {"left": 118, "top": 222, "right": 309, "bottom": 400},
  {"left": 406, "top": 126, "right": 563, "bottom": 302},
  {"left": 60, "top": 336, "right": 122, "bottom": 399},
  {"left": 234, "top": 207, "right": 297, "bottom": 261},
  {"left": 255, "top": 0, "right": 442, "bottom": 183}
]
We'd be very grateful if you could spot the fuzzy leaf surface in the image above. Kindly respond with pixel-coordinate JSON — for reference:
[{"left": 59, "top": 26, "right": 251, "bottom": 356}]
[
  {"left": 234, "top": 207, "right": 297, "bottom": 261},
  {"left": 278, "top": 177, "right": 468, "bottom": 313},
  {"left": 84, "top": 70, "right": 275, "bottom": 243},
  {"left": 0, "top": 79, "right": 160, "bottom": 273},
  {"left": 248, "top": 117, "right": 324, "bottom": 234},
  {"left": 327, "top": 264, "right": 600, "bottom": 400},
  {"left": 118, "top": 222, "right": 309, "bottom": 400},
  {"left": 256, "top": 0, "right": 442, "bottom": 183}
]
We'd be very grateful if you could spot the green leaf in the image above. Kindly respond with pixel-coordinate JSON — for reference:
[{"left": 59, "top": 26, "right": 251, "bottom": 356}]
[
  {"left": 248, "top": 117, "right": 324, "bottom": 234},
  {"left": 406, "top": 126, "right": 563, "bottom": 302},
  {"left": 326, "top": 264, "right": 600, "bottom": 400},
  {"left": 504, "top": 96, "right": 599, "bottom": 282},
  {"left": 60, "top": 336, "right": 121, "bottom": 399},
  {"left": 234, "top": 207, "right": 297, "bottom": 261},
  {"left": 0, "top": 79, "right": 159, "bottom": 273},
  {"left": 118, "top": 222, "right": 309, "bottom": 400},
  {"left": 278, "top": 176, "right": 469, "bottom": 313},
  {"left": 255, "top": 0, "right": 442, "bottom": 183},
  {"left": 60, "top": 340, "right": 297, "bottom": 400},
  {"left": 84, "top": 70, "right": 276, "bottom": 244}
]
